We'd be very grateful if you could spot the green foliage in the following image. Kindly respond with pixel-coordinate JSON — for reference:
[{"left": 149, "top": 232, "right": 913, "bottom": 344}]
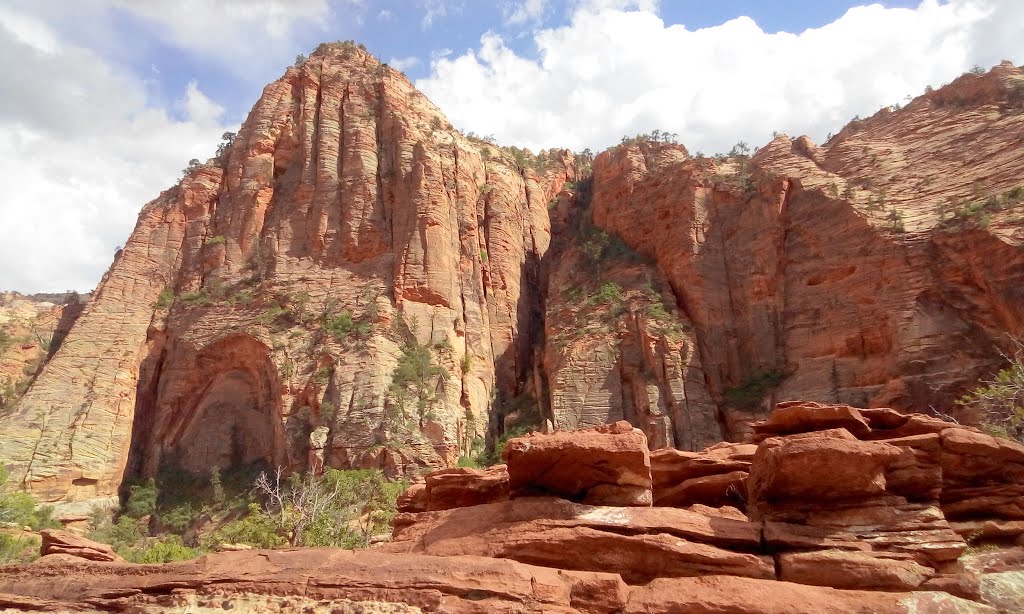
[
  {"left": 215, "top": 132, "right": 236, "bottom": 160},
  {"left": 321, "top": 305, "right": 372, "bottom": 342},
  {"left": 389, "top": 343, "right": 447, "bottom": 428},
  {"left": 210, "top": 467, "right": 225, "bottom": 507},
  {"left": 589, "top": 282, "right": 623, "bottom": 306},
  {"left": 179, "top": 288, "right": 212, "bottom": 306},
  {"left": 200, "top": 503, "right": 283, "bottom": 550},
  {"left": 0, "top": 328, "right": 11, "bottom": 353},
  {"left": 475, "top": 425, "right": 534, "bottom": 467},
  {"left": 0, "top": 533, "right": 39, "bottom": 564},
  {"left": 619, "top": 129, "right": 679, "bottom": 145},
  {"left": 940, "top": 185, "right": 1024, "bottom": 230},
  {"left": 155, "top": 287, "right": 175, "bottom": 309},
  {"left": 324, "top": 310, "right": 354, "bottom": 338},
  {"left": 460, "top": 353, "right": 472, "bottom": 374},
  {"left": 88, "top": 513, "right": 145, "bottom": 553},
  {"left": 578, "top": 227, "right": 643, "bottom": 270},
  {"left": 122, "top": 535, "right": 198, "bottom": 564},
  {"left": 181, "top": 158, "right": 202, "bottom": 178},
  {"left": 724, "top": 370, "right": 787, "bottom": 409},
  {"left": 124, "top": 479, "right": 157, "bottom": 518},
  {"left": 204, "top": 235, "right": 226, "bottom": 246},
  {"left": 314, "top": 365, "right": 333, "bottom": 386},
  {"left": 885, "top": 208, "right": 906, "bottom": 233},
  {"left": 254, "top": 468, "right": 405, "bottom": 548},
  {"left": 0, "top": 466, "right": 59, "bottom": 530},
  {"left": 257, "top": 306, "right": 291, "bottom": 328},
  {"left": 456, "top": 455, "right": 480, "bottom": 468},
  {"left": 320, "top": 400, "right": 337, "bottom": 423},
  {"left": 294, "top": 53, "right": 306, "bottom": 67},
  {"left": 957, "top": 342, "right": 1024, "bottom": 443}
]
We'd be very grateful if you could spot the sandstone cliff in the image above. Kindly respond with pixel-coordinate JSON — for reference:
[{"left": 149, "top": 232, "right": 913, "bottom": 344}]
[{"left": 0, "top": 46, "right": 1022, "bottom": 504}]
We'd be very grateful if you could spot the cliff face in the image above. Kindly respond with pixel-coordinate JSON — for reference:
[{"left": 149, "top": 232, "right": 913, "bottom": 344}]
[
  {"left": 585, "top": 62, "right": 1024, "bottom": 438},
  {"left": 0, "top": 46, "right": 1022, "bottom": 503}
]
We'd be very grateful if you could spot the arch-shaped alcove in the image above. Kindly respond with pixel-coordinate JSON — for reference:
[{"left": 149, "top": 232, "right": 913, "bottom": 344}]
[{"left": 140, "top": 334, "right": 285, "bottom": 477}]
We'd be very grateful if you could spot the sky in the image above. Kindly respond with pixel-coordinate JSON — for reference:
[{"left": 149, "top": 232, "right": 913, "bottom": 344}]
[{"left": 0, "top": 1, "right": 1021, "bottom": 293}]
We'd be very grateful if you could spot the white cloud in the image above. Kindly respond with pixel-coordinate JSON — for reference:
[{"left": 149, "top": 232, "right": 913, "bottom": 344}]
[
  {"left": 503, "top": 0, "right": 549, "bottom": 27},
  {"left": 0, "top": 6, "right": 232, "bottom": 293},
  {"left": 420, "top": 0, "right": 463, "bottom": 29},
  {"left": 388, "top": 56, "right": 420, "bottom": 72},
  {"left": 378, "top": 9, "right": 393, "bottom": 21},
  {"left": 108, "top": 0, "right": 333, "bottom": 78},
  {"left": 418, "top": 0, "right": 1023, "bottom": 154}
]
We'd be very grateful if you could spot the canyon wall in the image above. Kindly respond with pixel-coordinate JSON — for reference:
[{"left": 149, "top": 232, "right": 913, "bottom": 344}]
[{"left": 0, "top": 46, "right": 1022, "bottom": 503}]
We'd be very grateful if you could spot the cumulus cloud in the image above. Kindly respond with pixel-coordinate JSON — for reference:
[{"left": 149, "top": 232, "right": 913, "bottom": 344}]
[
  {"left": 107, "top": 0, "right": 333, "bottom": 76},
  {"left": 0, "top": 6, "right": 232, "bottom": 292},
  {"left": 418, "top": 0, "right": 1024, "bottom": 154}
]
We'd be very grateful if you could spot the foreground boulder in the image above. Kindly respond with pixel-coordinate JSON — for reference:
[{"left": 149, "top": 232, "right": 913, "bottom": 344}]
[
  {"left": 38, "top": 529, "right": 123, "bottom": 563},
  {"left": 503, "top": 421, "right": 653, "bottom": 506}
]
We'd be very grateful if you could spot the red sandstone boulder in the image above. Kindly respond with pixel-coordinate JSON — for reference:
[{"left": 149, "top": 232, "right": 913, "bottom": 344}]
[
  {"left": 503, "top": 421, "right": 653, "bottom": 506},
  {"left": 751, "top": 401, "right": 871, "bottom": 439},
  {"left": 39, "top": 529, "right": 123, "bottom": 563},
  {"left": 396, "top": 481, "right": 427, "bottom": 513},
  {"left": 423, "top": 464, "right": 509, "bottom": 511},
  {"left": 746, "top": 428, "right": 903, "bottom": 521}
]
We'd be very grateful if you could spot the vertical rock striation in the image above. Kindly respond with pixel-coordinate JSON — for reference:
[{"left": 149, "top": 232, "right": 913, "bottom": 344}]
[{"left": 0, "top": 50, "right": 1022, "bottom": 503}]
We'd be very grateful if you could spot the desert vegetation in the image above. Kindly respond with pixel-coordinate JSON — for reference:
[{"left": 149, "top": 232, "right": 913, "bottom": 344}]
[{"left": 84, "top": 463, "right": 405, "bottom": 564}]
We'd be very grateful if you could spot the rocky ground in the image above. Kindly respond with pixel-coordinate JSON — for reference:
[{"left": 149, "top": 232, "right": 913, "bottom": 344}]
[{"left": 1, "top": 401, "right": 1022, "bottom": 612}]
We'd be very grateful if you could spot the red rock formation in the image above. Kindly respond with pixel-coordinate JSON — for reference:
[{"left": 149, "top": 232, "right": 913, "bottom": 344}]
[
  {"left": 3, "top": 402, "right": 1024, "bottom": 612},
  {"left": 585, "top": 62, "right": 1024, "bottom": 439},
  {"left": 0, "top": 43, "right": 573, "bottom": 502},
  {"left": 0, "top": 50, "right": 1022, "bottom": 511},
  {"left": 37, "top": 529, "right": 123, "bottom": 563},
  {"left": 383, "top": 403, "right": 1024, "bottom": 609},
  {"left": 502, "top": 421, "right": 653, "bottom": 506}
]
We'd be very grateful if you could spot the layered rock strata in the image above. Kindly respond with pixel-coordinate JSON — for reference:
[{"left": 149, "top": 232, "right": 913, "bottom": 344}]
[
  {"left": 2, "top": 404, "right": 1023, "bottom": 613},
  {"left": 385, "top": 405, "right": 1024, "bottom": 610},
  {"left": 0, "top": 49, "right": 1022, "bottom": 505}
]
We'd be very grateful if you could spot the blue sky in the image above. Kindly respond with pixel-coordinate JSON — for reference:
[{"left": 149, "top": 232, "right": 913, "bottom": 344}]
[{"left": 0, "top": 0, "right": 1021, "bottom": 292}]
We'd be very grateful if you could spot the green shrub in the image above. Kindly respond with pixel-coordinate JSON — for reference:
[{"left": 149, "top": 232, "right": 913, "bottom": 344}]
[
  {"left": 179, "top": 288, "right": 212, "bottom": 306},
  {"left": 724, "top": 370, "right": 787, "bottom": 409},
  {"left": 460, "top": 353, "right": 472, "bottom": 374},
  {"left": 123, "top": 536, "right": 198, "bottom": 564},
  {"left": 124, "top": 479, "right": 157, "bottom": 518},
  {"left": 155, "top": 287, "right": 175, "bottom": 309},
  {"left": 0, "top": 466, "right": 60, "bottom": 530},
  {"left": 201, "top": 503, "right": 283, "bottom": 550},
  {"left": 323, "top": 310, "right": 356, "bottom": 340},
  {"left": 204, "top": 235, "right": 226, "bottom": 246},
  {"left": 476, "top": 425, "right": 534, "bottom": 466},
  {"left": 257, "top": 306, "right": 291, "bottom": 328},
  {"left": 957, "top": 342, "right": 1024, "bottom": 442},
  {"left": 589, "top": 282, "right": 623, "bottom": 306},
  {"left": 0, "top": 533, "right": 39, "bottom": 564}
]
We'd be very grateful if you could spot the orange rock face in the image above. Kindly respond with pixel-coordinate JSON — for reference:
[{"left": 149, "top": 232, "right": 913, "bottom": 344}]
[{"left": 0, "top": 49, "right": 1022, "bottom": 510}]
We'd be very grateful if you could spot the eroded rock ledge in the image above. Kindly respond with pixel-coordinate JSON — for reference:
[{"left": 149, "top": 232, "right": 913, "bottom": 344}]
[{"left": 2, "top": 402, "right": 1023, "bottom": 612}]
